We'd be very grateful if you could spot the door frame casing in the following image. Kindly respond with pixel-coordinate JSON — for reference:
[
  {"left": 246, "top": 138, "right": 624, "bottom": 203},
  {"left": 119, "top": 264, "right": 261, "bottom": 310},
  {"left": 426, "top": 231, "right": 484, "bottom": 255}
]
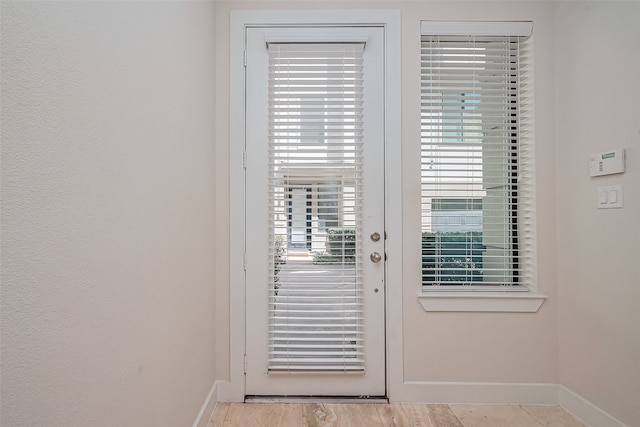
[
  {"left": 245, "top": 25, "right": 385, "bottom": 394},
  {"left": 228, "top": 9, "right": 402, "bottom": 402}
]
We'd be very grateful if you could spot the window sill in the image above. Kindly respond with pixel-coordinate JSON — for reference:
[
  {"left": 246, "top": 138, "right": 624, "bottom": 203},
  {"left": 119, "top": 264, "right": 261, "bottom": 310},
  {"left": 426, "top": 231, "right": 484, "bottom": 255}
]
[{"left": 417, "top": 289, "right": 547, "bottom": 313}]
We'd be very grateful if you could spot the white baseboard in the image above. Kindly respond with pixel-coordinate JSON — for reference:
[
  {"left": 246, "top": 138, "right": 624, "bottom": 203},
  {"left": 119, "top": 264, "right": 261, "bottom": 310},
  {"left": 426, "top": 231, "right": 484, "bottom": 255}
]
[
  {"left": 192, "top": 381, "right": 223, "bottom": 427},
  {"left": 392, "top": 381, "right": 559, "bottom": 405},
  {"left": 559, "top": 386, "right": 629, "bottom": 427}
]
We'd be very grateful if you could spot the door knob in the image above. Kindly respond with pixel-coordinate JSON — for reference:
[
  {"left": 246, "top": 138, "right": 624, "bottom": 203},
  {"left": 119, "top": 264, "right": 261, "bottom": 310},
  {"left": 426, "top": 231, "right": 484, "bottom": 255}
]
[
  {"left": 370, "top": 252, "right": 382, "bottom": 263},
  {"left": 370, "top": 232, "right": 381, "bottom": 242}
]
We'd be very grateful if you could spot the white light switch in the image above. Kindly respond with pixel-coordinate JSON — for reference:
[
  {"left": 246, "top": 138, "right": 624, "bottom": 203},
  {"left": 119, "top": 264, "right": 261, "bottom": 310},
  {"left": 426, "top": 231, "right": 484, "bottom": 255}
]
[
  {"left": 599, "top": 189, "right": 608, "bottom": 204},
  {"left": 597, "top": 185, "right": 623, "bottom": 209}
]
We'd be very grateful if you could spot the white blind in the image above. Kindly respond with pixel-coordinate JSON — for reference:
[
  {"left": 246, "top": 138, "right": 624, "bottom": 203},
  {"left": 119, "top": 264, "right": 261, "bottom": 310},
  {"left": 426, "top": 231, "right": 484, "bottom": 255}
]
[
  {"left": 420, "top": 24, "right": 536, "bottom": 288},
  {"left": 267, "top": 43, "right": 366, "bottom": 371}
]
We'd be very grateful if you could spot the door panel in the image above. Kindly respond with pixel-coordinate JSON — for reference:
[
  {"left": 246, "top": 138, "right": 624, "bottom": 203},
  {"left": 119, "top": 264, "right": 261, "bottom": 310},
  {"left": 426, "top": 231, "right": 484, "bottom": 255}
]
[{"left": 244, "top": 26, "right": 385, "bottom": 396}]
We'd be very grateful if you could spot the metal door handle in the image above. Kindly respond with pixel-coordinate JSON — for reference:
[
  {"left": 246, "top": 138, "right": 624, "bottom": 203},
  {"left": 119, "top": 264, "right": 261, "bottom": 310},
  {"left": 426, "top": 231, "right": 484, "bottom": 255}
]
[
  {"left": 370, "top": 252, "right": 382, "bottom": 263},
  {"left": 370, "top": 232, "right": 381, "bottom": 242}
]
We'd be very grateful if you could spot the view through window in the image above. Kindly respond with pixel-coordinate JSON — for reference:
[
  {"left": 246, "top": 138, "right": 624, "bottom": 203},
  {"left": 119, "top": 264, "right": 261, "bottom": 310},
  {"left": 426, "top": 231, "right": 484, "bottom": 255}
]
[{"left": 421, "top": 29, "right": 533, "bottom": 288}]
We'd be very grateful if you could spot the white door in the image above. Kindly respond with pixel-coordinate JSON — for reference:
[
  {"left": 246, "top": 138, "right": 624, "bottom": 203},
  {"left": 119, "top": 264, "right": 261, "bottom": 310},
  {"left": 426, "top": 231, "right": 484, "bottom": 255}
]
[{"left": 244, "top": 26, "right": 385, "bottom": 396}]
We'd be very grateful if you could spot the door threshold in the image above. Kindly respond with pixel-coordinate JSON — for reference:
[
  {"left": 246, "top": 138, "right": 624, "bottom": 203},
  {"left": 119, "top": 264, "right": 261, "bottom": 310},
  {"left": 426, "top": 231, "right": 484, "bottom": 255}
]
[{"left": 245, "top": 395, "right": 388, "bottom": 404}]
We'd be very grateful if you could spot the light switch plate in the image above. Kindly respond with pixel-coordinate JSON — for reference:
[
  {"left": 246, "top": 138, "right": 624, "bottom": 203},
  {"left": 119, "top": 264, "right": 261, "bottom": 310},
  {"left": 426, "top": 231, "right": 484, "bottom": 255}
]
[{"left": 597, "top": 185, "right": 623, "bottom": 209}]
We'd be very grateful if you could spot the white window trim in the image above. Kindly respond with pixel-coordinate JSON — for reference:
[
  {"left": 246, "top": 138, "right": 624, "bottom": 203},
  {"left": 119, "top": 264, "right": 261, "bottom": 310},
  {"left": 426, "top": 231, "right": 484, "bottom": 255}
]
[
  {"left": 420, "top": 20, "right": 533, "bottom": 37},
  {"left": 418, "top": 290, "right": 547, "bottom": 313},
  {"left": 417, "top": 20, "right": 546, "bottom": 313}
]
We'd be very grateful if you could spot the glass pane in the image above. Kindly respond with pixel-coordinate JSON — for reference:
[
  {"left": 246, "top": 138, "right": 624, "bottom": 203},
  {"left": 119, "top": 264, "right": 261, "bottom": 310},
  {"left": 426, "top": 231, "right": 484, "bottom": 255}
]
[
  {"left": 268, "top": 43, "right": 365, "bottom": 371},
  {"left": 420, "top": 36, "right": 521, "bottom": 287}
]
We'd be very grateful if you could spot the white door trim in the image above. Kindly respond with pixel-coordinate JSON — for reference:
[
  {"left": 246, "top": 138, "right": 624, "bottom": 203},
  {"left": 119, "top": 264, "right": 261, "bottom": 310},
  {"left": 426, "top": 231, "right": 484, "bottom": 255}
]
[{"left": 228, "top": 9, "right": 401, "bottom": 402}]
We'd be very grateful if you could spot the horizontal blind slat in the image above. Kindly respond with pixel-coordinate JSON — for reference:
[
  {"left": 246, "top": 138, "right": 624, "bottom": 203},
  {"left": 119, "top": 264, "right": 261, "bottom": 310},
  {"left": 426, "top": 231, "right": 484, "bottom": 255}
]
[
  {"left": 421, "top": 32, "right": 534, "bottom": 289},
  {"left": 267, "top": 42, "right": 366, "bottom": 372}
]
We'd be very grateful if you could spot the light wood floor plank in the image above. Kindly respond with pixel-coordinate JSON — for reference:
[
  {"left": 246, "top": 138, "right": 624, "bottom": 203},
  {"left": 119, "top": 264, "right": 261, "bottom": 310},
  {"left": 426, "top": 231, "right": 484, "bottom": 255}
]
[
  {"left": 520, "top": 405, "right": 586, "bottom": 427},
  {"left": 208, "top": 402, "right": 583, "bottom": 427},
  {"left": 222, "top": 403, "right": 303, "bottom": 427},
  {"left": 208, "top": 402, "right": 230, "bottom": 427},
  {"left": 449, "top": 405, "right": 542, "bottom": 427},
  {"left": 309, "top": 404, "right": 383, "bottom": 427},
  {"left": 376, "top": 403, "right": 435, "bottom": 427},
  {"left": 426, "top": 404, "right": 465, "bottom": 427},
  {"left": 302, "top": 403, "right": 339, "bottom": 427}
]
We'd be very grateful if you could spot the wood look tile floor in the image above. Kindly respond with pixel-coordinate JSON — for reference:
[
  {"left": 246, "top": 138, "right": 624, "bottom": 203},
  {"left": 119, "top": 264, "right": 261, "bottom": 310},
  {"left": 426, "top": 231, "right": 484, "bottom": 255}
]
[{"left": 208, "top": 403, "right": 585, "bottom": 427}]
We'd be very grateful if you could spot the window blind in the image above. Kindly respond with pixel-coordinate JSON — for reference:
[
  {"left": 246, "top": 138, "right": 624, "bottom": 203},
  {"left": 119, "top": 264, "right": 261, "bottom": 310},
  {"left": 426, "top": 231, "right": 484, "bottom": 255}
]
[
  {"left": 420, "top": 23, "right": 536, "bottom": 288},
  {"left": 267, "top": 43, "right": 366, "bottom": 371}
]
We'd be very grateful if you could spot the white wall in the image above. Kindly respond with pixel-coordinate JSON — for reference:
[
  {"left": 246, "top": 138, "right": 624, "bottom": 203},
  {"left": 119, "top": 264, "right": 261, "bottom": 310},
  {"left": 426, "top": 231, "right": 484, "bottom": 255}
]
[
  {"left": 555, "top": 2, "right": 640, "bottom": 425},
  {"left": 11, "top": 0, "right": 634, "bottom": 424},
  {"left": 1, "top": 2, "right": 217, "bottom": 426},
  {"left": 215, "top": 0, "right": 558, "bottom": 393},
  {"left": 400, "top": 1, "right": 558, "bottom": 387}
]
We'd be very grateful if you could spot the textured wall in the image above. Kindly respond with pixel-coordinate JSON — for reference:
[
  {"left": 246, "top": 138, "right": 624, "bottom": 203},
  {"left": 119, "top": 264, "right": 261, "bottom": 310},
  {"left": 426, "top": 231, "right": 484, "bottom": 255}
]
[
  {"left": 1, "top": 2, "right": 216, "bottom": 426},
  {"left": 215, "top": 0, "right": 558, "bottom": 388},
  {"left": 399, "top": 1, "right": 559, "bottom": 385},
  {"left": 555, "top": 2, "right": 640, "bottom": 425}
]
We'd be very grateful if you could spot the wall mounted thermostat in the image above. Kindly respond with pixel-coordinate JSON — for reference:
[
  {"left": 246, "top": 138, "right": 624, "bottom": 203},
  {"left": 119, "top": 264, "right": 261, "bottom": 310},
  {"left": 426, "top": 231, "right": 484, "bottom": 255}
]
[{"left": 589, "top": 148, "right": 625, "bottom": 177}]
